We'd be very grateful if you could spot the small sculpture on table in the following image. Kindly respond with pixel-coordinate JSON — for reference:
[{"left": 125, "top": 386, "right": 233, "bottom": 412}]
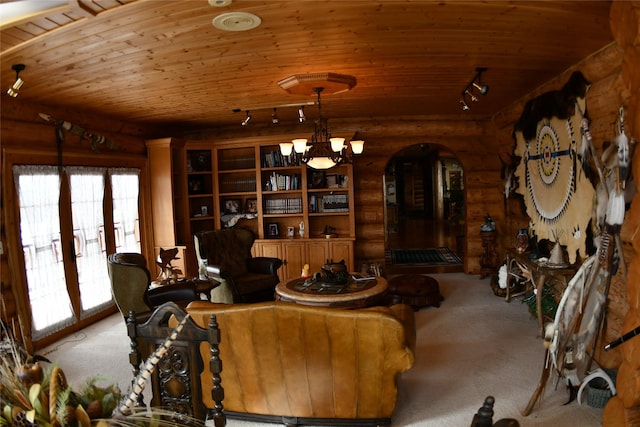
[
  {"left": 156, "top": 247, "right": 182, "bottom": 285},
  {"left": 313, "top": 259, "right": 349, "bottom": 285}
]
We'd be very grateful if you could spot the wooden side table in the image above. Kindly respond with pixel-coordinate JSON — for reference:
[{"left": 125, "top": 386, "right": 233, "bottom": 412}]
[
  {"left": 504, "top": 249, "right": 577, "bottom": 337},
  {"left": 479, "top": 230, "right": 500, "bottom": 279}
]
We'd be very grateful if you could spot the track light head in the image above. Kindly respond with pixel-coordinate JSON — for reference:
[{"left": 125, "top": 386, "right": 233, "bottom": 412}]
[
  {"left": 472, "top": 81, "right": 489, "bottom": 95},
  {"left": 7, "top": 63, "right": 25, "bottom": 97},
  {"left": 271, "top": 107, "right": 279, "bottom": 124},
  {"left": 298, "top": 105, "right": 306, "bottom": 123},
  {"left": 241, "top": 110, "right": 251, "bottom": 126},
  {"left": 464, "top": 89, "right": 478, "bottom": 102},
  {"left": 473, "top": 67, "right": 489, "bottom": 95},
  {"left": 460, "top": 98, "right": 470, "bottom": 111}
]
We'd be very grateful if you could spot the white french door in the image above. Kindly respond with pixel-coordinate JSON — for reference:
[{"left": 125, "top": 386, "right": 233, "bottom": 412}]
[{"left": 13, "top": 165, "right": 141, "bottom": 342}]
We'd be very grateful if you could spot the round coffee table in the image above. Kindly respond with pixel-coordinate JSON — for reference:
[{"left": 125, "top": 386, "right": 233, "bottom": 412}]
[{"left": 275, "top": 275, "right": 388, "bottom": 309}]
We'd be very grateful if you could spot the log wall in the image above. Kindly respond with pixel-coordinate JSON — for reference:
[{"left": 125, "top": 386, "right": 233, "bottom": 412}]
[{"left": 603, "top": 1, "right": 640, "bottom": 425}]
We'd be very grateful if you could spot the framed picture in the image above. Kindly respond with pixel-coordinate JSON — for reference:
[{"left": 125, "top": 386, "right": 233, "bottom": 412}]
[
  {"left": 245, "top": 198, "right": 258, "bottom": 214},
  {"left": 287, "top": 226, "right": 294, "bottom": 238},
  {"left": 309, "top": 171, "right": 325, "bottom": 189},
  {"left": 268, "top": 223, "right": 279, "bottom": 237},
  {"left": 223, "top": 198, "right": 241, "bottom": 214},
  {"left": 325, "top": 174, "right": 338, "bottom": 188}
]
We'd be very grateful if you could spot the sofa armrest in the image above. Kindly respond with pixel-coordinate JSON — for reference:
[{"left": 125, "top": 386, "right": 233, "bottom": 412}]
[{"left": 247, "top": 257, "right": 283, "bottom": 276}]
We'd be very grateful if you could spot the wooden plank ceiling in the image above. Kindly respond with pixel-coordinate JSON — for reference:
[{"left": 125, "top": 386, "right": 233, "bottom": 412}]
[{"left": 0, "top": 0, "right": 614, "bottom": 135}]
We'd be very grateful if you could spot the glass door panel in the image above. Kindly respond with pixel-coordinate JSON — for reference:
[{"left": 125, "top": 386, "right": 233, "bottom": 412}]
[
  {"left": 13, "top": 165, "right": 74, "bottom": 340},
  {"left": 68, "top": 168, "right": 112, "bottom": 317}
]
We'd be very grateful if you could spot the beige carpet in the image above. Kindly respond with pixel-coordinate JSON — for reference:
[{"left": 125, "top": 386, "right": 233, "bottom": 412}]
[{"left": 42, "top": 272, "right": 604, "bottom": 426}]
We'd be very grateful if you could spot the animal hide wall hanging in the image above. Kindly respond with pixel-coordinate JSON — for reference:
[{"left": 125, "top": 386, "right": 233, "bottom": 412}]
[{"left": 513, "top": 72, "right": 595, "bottom": 264}]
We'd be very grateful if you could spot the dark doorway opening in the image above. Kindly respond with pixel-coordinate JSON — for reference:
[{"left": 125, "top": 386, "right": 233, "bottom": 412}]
[{"left": 384, "top": 144, "right": 464, "bottom": 274}]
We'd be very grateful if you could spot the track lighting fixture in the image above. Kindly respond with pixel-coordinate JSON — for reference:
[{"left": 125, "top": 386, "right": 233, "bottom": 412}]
[
  {"left": 298, "top": 105, "right": 306, "bottom": 123},
  {"left": 7, "top": 64, "right": 25, "bottom": 97},
  {"left": 271, "top": 108, "right": 279, "bottom": 124},
  {"left": 459, "top": 67, "right": 489, "bottom": 111},
  {"left": 241, "top": 110, "right": 251, "bottom": 126}
]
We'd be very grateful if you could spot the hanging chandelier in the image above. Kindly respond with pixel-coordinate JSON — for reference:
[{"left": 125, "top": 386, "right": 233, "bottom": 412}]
[{"left": 278, "top": 86, "right": 364, "bottom": 170}]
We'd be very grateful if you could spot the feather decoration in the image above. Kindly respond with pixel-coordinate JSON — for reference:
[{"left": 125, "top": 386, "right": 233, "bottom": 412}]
[
  {"left": 605, "top": 188, "right": 625, "bottom": 228},
  {"left": 616, "top": 107, "right": 630, "bottom": 187},
  {"left": 117, "top": 314, "right": 191, "bottom": 416}
]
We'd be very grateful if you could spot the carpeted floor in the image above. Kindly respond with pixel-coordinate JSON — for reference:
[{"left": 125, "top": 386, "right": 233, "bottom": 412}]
[
  {"left": 389, "top": 248, "right": 462, "bottom": 265},
  {"left": 42, "top": 273, "right": 603, "bottom": 426}
]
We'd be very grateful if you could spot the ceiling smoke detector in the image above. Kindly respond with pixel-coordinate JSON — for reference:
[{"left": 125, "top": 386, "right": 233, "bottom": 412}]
[
  {"left": 213, "top": 12, "right": 261, "bottom": 31},
  {"left": 208, "top": 0, "right": 232, "bottom": 6}
]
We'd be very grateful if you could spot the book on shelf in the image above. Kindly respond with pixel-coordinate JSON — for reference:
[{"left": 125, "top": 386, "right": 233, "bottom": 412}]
[
  {"left": 268, "top": 172, "right": 301, "bottom": 191},
  {"left": 320, "top": 194, "right": 349, "bottom": 212},
  {"left": 261, "top": 149, "right": 300, "bottom": 168},
  {"left": 264, "top": 198, "right": 303, "bottom": 214}
]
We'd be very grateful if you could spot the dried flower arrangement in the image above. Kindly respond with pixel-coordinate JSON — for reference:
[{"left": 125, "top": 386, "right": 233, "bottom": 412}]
[{"left": 0, "top": 316, "right": 202, "bottom": 426}]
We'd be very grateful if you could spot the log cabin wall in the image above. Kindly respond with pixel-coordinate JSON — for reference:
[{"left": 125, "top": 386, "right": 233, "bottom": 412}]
[
  {"left": 350, "top": 121, "right": 498, "bottom": 274},
  {"left": 603, "top": 2, "right": 640, "bottom": 425}
]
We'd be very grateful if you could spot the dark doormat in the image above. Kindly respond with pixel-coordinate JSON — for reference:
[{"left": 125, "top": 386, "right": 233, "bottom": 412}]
[{"left": 388, "top": 247, "right": 462, "bottom": 266}]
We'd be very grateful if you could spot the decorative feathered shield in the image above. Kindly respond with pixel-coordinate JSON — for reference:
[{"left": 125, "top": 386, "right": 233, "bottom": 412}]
[{"left": 513, "top": 72, "right": 596, "bottom": 264}]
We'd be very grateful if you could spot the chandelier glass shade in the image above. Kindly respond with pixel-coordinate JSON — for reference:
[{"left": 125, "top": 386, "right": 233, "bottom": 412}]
[{"left": 280, "top": 87, "right": 363, "bottom": 170}]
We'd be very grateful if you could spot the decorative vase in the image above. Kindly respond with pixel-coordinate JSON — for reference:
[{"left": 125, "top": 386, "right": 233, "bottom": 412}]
[{"left": 515, "top": 228, "right": 529, "bottom": 254}]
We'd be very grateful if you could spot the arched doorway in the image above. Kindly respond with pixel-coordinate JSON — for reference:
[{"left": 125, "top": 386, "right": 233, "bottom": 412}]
[{"left": 384, "top": 144, "right": 465, "bottom": 274}]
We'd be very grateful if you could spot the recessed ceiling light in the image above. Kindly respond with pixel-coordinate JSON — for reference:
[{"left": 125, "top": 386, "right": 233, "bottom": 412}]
[
  {"left": 208, "top": 0, "right": 232, "bottom": 6},
  {"left": 212, "top": 12, "right": 261, "bottom": 32}
]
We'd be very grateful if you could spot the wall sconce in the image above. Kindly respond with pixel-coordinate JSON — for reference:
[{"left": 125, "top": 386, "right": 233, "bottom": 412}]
[
  {"left": 7, "top": 64, "right": 25, "bottom": 97},
  {"left": 241, "top": 110, "right": 251, "bottom": 126}
]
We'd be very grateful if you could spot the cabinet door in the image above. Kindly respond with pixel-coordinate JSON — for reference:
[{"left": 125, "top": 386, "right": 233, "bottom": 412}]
[
  {"left": 258, "top": 241, "right": 282, "bottom": 260},
  {"left": 329, "top": 240, "right": 354, "bottom": 271},
  {"left": 306, "top": 240, "right": 329, "bottom": 274},
  {"left": 282, "top": 241, "right": 306, "bottom": 281}
]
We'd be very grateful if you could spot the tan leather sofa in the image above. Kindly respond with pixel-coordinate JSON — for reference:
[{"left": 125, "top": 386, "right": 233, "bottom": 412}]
[{"left": 185, "top": 300, "right": 416, "bottom": 426}]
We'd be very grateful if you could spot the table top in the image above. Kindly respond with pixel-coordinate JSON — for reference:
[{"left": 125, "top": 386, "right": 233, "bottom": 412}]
[
  {"left": 276, "top": 275, "right": 388, "bottom": 308},
  {"left": 506, "top": 249, "right": 578, "bottom": 276}
]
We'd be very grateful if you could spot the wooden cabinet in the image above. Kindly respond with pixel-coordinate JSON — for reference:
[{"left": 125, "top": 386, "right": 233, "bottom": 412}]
[
  {"left": 255, "top": 238, "right": 353, "bottom": 281},
  {"left": 148, "top": 138, "right": 356, "bottom": 278}
]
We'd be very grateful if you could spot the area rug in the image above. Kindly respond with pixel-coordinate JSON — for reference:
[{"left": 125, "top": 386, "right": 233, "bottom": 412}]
[{"left": 389, "top": 247, "right": 462, "bottom": 265}]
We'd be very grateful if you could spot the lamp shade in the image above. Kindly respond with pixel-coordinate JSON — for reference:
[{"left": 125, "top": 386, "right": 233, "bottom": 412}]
[
  {"left": 330, "top": 137, "right": 345, "bottom": 152},
  {"left": 350, "top": 140, "right": 364, "bottom": 154},
  {"left": 292, "top": 138, "right": 308, "bottom": 153},
  {"left": 279, "top": 142, "right": 293, "bottom": 156},
  {"left": 307, "top": 156, "right": 337, "bottom": 170}
]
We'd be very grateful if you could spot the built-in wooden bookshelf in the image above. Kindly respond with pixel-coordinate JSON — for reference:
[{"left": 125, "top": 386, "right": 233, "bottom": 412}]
[{"left": 147, "top": 138, "right": 355, "bottom": 279}]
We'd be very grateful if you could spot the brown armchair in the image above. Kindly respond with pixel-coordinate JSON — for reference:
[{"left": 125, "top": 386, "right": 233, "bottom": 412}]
[
  {"left": 194, "top": 228, "right": 282, "bottom": 303},
  {"left": 107, "top": 252, "right": 200, "bottom": 320}
]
